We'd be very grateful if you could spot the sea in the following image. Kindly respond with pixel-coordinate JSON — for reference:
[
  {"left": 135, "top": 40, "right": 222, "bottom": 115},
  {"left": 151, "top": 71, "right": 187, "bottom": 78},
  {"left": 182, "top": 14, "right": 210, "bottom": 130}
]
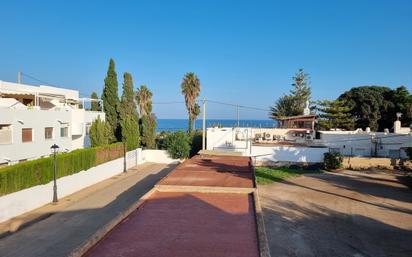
[{"left": 156, "top": 119, "right": 277, "bottom": 132}]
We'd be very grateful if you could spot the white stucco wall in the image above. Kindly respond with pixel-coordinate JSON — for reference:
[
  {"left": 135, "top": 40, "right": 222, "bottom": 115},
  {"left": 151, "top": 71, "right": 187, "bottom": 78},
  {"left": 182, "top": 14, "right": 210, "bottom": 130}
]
[
  {"left": 252, "top": 145, "right": 329, "bottom": 163},
  {"left": 142, "top": 149, "right": 180, "bottom": 163},
  {"left": 0, "top": 107, "right": 105, "bottom": 164},
  {"left": 0, "top": 107, "right": 73, "bottom": 163},
  {"left": 0, "top": 148, "right": 178, "bottom": 223}
]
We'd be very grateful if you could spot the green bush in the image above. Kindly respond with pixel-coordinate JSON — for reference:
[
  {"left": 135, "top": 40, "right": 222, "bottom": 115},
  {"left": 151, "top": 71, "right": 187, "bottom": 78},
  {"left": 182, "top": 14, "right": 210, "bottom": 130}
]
[
  {"left": 190, "top": 131, "right": 203, "bottom": 157},
  {"left": 0, "top": 143, "right": 124, "bottom": 196},
  {"left": 163, "top": 131, "right": 191, "bottom": 159},
  {"left": 405, "top": 147, "right": 412, "bottom": 160},
  {"left": 324, "top": 152, "right": 343, "bottom": 170}
]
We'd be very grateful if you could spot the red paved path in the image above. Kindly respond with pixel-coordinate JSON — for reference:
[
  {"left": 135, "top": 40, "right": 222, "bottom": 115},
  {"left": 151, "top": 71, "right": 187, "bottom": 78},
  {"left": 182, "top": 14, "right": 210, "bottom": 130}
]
[
  {"left": 84, "top": 192, "right": 259, "bottom": 257},
  {"left": 82, "top": 155, "right": 259, "bottom": 257},
  {"left": 159, "top": 155, "right": 254, "bottom": 188}
]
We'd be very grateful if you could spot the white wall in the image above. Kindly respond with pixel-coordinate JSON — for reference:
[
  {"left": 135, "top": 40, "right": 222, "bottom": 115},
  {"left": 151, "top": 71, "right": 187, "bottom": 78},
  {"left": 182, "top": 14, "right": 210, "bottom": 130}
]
[
  {"left": 142, "top": 149, "right": 180, "bottom": 164},
  {"left": 321, "top": 132, "right": 412, "bottom": 158},
  {"left": 0, "top": 148, "right": 177, "bottom": 223},
  {"left": 252, "top": 146, "right": 329, "bottom": 163},
  {"left": 0, "top": 107, "right": 73, "bottom": 163},
  {"left": 0, "top": 107, "right": 105, "bottom": 164}
]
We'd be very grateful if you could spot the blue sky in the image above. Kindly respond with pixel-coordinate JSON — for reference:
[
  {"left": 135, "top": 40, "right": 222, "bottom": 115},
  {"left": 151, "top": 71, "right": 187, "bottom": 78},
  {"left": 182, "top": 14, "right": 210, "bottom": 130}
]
[{"left": 0, "top": 0, "right": 411, "bottom": 119}]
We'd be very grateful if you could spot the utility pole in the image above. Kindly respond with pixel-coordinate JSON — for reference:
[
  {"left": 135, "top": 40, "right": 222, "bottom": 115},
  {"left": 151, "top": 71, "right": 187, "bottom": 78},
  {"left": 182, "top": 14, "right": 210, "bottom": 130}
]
[
  {"left": 17, "top": 71, "right": 22, "bottom": 84},
  {"left": 237, "top": 105, "right": 240, "bottom": 127},
  {"left": 202, "top": 97, "right": 206, "bottom": 150}
]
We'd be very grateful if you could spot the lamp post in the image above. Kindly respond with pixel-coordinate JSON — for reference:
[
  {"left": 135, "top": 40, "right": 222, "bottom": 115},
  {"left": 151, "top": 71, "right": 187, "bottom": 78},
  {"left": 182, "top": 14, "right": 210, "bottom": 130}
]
[
  {"left": 50, "top": 144, "right": 59, "bottom": 203},
  {"left": 123, "top": 137, "right": 127, "bottom": 173}
]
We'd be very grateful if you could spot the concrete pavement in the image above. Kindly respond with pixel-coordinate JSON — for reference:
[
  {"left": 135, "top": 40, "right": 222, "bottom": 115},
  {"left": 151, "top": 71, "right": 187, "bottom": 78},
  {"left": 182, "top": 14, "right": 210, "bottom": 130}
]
[{"left": 0, "top": 162, "right": 177, "bottom": 257}]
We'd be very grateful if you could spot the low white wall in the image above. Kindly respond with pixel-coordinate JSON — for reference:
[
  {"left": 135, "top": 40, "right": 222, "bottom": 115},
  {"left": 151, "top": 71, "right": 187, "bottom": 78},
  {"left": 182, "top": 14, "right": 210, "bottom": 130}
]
[
  {"left": 252, "top": 146, "right": 328, "bottom": 163},
  {"left": 0, "top": 148, "right": 177, "bottom": 223},
  {"left": 142, "top": 149, "right": 180, "bottom": 164}
]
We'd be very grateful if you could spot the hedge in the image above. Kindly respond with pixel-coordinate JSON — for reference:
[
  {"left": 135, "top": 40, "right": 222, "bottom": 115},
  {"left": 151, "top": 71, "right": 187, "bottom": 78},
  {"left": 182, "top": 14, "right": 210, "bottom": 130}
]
[{"left": 0, "top": 143, "right": 124, "bottom": 196}]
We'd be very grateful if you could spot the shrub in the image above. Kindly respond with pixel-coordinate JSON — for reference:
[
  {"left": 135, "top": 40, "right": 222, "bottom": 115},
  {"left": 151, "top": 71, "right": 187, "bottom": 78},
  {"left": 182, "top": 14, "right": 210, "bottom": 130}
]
[
  {"left": 405, "top": 147, "right": 412, "bottom": 160},
  {"left": 0, "top": 143, "right": 124, "bottom": 196},
  {"left": 163, "top": 131, "right": 191, "bottom": 159},
  {"left": 324, "top": 152, "right": 343, "bottom": 170},
  {"left": 190, "top": 131, "right": 203, "bottom": 157}
]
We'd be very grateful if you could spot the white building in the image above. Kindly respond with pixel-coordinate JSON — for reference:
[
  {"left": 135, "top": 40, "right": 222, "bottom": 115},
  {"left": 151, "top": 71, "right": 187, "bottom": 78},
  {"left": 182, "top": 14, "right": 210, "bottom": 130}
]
[
  {"left": 206, "top": 119, "right": 412, "bottom": 163},
  {"left": 206, "top": 126, "right": 329, "bottom": 164},
  {"left": 0, "top": 80, "right": 105, "bottom": 166},
  {"left": 319, "top": 123, "right": 412, "bottom": 158}
]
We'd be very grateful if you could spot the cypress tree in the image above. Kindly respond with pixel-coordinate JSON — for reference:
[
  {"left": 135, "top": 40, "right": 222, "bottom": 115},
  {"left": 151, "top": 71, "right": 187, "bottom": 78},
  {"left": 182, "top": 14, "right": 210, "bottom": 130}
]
[
  {"left": 89, "top": 116, "right": 109, "bottom": 147},
  {"left": 101, "top": 58, "right": 120, "bottom": 143},
  {"left": 119, "top": 72, "right": 140, "bottom": 150},
  {"left": 90, "top": 91, "right": 99, "bottom": 111}
]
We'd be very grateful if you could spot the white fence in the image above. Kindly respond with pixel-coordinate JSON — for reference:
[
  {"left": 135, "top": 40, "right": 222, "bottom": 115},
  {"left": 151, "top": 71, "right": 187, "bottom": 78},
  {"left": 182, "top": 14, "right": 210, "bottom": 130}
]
[{"left": 0, "top": 149, "right": 178, "bottom": 223}]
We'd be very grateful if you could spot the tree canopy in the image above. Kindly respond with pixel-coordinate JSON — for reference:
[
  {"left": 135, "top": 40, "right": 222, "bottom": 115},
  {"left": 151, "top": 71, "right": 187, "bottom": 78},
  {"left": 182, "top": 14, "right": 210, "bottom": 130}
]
[
  {"left": 136, "top": 85, "right": 153, "bottom": 117},
  {"left": 101, "top": 58, "right": 120, "bottom": 142},
  {"left": 90, "top": 91, "right": 99, "bottom": 111},
  {"left": 316, "top": 100, "right": 354, "bottom": 130},
  {"left": 181, "top": 72, "right": 201, "bottom": 133},
  {"left": 269, "top": 69, "right": 311, "bottom": 119},
  {"left": 119, "top": 72, "right": 140, "bottom": 150},
  {"left": 89, "top": 116, "right": 109, "bottom": 147},
  {"left": 338, "top": 86, "right": 412, "bottom": 131}
]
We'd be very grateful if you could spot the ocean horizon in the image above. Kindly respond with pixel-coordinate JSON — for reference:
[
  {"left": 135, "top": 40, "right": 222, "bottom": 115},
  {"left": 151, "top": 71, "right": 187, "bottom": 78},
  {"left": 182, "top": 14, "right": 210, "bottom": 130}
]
[{"left": 156, "top": 119, "right": 277, "bottom": 132}]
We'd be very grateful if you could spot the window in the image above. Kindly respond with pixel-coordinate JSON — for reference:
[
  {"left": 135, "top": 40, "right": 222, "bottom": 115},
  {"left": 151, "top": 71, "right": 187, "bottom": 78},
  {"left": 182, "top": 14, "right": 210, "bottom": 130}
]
[
  {"left": 22, "top": 128, "right": 33, "bottom": 142},
  {"left": 45, "top": 127, "right": 53, "bottom": 139},
  {"left": 60, "top": 127, "right": 69, "bottom": 137},
  {"left": 0, "top": 124, "right": 12, "bottom": 144}
]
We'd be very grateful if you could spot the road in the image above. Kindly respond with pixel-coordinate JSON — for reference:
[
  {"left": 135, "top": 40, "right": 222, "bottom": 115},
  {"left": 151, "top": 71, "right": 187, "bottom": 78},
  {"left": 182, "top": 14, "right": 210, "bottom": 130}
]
[{"left": 259, "top": 170, "right": 412, "bottom": 257}]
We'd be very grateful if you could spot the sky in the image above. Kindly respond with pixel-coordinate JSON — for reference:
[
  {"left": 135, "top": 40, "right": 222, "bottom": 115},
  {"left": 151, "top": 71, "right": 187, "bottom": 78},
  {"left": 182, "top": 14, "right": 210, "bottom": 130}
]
[{"left": 0, "top": 0, "right": 411, "bottom": 119}]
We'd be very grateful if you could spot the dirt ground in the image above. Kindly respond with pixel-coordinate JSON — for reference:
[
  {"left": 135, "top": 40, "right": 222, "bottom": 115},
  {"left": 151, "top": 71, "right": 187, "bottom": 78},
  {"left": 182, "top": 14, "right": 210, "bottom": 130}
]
[{"left": 258, "top": 170, "right": 412, "bottom": 257}]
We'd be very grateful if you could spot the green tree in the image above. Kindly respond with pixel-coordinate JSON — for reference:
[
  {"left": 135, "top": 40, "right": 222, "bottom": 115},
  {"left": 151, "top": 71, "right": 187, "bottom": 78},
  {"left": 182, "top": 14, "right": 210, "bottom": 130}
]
[
  {"left": 119, "top": 72, "right": 140, "bottom": 150},
  {"left": 90, "top": 91, "right": 99, "bottom": 111},
  {"left": 163, "top": 131, "right": 191, "bottom": 159},
  {"left": 269, "top": 69, "right": 311, "bottom": 119},
  {"left": 136, "top": 85, "right": 153, "bottom": 116},
  {"left": 101, "top": 59, "right": 120, "bottom": 142},
  {"left": 269, "top": 95, "right": 301, "bottom": 118},
  {"left": 316, "top": 100, "right": 354, "bottom": 130},
  {"left": 181, "top": 72, "right": 201, "bottom": 133},
  {"left": 338, "top": 86, "right": 394, "bottom": 131},
  {"left": 136, "top": 85, "right": 157, "bottom": 149},
  {"left": 290, "top": 68, "right": 311, "bottom": 113},
  {"left": 391, "top": 86, "right": 412, "bottom": 126},
  {"left": 89, "top": 117, "right": 109, "bottom": 147},
  {"left": 140, "top": 114, "right": 157, "bottom": 149}
]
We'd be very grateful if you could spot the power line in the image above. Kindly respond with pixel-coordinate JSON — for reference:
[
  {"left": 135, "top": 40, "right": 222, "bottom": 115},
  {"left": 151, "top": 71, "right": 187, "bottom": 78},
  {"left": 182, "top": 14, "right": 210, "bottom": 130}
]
[
  {"left": 205, "top": 99, "right": 270, "bottom": 112},
  {"left": 20, "top": 72, "right": 90, "bottom": 97}
]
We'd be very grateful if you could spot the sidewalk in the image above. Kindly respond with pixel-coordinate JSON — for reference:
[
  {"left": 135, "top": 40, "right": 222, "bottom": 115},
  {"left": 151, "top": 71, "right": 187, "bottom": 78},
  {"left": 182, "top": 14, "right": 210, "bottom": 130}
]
[{"left": 0, "top": 162, "right": 177, "bottom": 257}]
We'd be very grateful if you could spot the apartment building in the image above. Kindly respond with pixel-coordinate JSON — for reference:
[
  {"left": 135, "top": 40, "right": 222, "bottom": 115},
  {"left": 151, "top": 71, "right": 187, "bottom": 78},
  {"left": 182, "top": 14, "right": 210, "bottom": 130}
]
[{"left": 0, "top": 80, "right": 105, "bottom": 166}]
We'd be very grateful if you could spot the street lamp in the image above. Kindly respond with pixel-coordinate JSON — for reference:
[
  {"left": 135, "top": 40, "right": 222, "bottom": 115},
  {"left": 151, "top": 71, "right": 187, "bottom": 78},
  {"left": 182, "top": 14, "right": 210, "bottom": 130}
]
[{"left": 50, "top": 144, "right": 59, "bottom": 203}]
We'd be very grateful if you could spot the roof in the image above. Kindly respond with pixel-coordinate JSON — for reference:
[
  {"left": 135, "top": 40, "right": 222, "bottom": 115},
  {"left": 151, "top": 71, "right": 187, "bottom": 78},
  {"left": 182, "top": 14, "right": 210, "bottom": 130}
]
[{"left": 277, "top": 114, "right": 316, "bottom": 120}]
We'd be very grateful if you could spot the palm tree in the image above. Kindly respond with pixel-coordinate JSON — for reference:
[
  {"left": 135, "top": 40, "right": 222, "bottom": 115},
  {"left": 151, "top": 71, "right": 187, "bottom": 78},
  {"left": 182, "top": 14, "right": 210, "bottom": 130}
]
[
  {"left": 181, "top": 72, "right": 201, "bottom": 133},
  {"left": 136, "top": 85, "right": 153, "bottom": 116}
]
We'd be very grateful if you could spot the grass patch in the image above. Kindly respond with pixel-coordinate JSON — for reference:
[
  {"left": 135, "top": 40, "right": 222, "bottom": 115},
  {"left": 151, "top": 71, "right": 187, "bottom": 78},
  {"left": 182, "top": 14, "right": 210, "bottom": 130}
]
[{"left": 255, "top": 166, "right": 323, "bottom": 185}]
